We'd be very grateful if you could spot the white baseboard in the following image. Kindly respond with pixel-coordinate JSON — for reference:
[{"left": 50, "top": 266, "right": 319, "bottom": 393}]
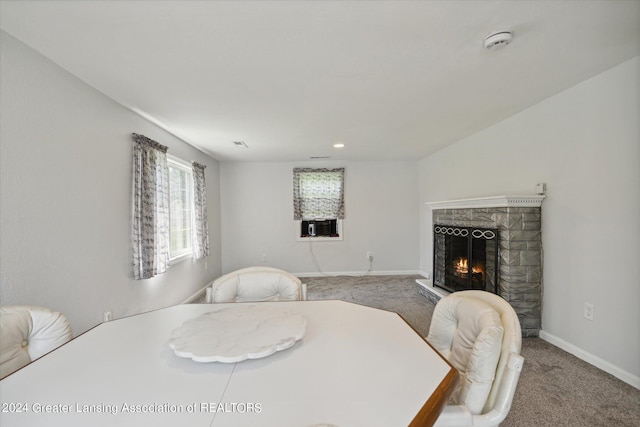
[
  {"left": 181, "top": 284, "right": 209, "bottom": 304},
  {"left": 539, "top": 330, "right": 640, "bottom": 389},
  {"left": 418, "top": 269, "right": 431, "bottom": 278},
  {"left": 295, "top": 269, "right": 423, "bottom": 278}
]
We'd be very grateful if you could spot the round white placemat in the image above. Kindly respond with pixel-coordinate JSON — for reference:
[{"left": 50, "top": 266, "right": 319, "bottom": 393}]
[{"left": 169, "top": 304, "right": 307, "bottom": 363}]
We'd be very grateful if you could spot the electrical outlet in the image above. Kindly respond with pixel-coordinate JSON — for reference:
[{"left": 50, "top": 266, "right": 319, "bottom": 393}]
[
  {"left": 103, "top": 310, "right": 112, "bottom": 322},
  {"left": 262, "top": 254, "right": 268, "bottom": 263},
  {"left": 366, "top": 251, "right": 373, "bottom": 261},
  {"left": 583, "top": 303, "right": 594, "bottom": 321}
]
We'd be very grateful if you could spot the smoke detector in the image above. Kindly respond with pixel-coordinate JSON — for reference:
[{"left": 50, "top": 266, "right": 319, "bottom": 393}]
[{"left": 484, "top": 31, "right": 513, "bottom": 50}]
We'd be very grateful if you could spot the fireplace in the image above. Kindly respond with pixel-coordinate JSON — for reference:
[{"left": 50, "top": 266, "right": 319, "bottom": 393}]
[
  {"left": 419, "top": 195, "right": 545, "bottom": 337},
  {"left": 433, "top": 225, "right": 498, "bottom": 294}
]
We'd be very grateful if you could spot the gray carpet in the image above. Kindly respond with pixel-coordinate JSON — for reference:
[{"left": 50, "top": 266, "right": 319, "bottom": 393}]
[{"left": 303, "top": 274, "right": 640, "bottom": 427}]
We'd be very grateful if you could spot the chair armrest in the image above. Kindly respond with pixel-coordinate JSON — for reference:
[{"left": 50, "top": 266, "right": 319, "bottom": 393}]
[
  {"left": 435, "top": 406, "right": 510, "bottom": 427},
  {"left": 492, "top": 353, "right": 524, "bottom": 415},
  {"left": 434, "top": 354, "right": 525, "bottom": 427},
  {"left": 434, "top": 405, "right": 473, "bottom": 426}
]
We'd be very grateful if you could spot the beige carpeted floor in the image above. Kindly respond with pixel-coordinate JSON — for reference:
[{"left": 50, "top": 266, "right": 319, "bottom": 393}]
[{"left": 302, "top": 274, "right": 640, "bottom": 427}]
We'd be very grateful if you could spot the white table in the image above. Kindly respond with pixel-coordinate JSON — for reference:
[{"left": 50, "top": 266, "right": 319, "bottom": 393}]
[{"left": 0, "top": 301, "right": 457, "bottom": 427}]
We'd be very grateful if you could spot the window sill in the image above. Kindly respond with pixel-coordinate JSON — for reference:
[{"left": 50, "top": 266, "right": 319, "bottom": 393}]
[
  {"left": 170, "top": 253, "right": 192, "bottom": 265},
  {"left": 296, "top": 235, "right": 343, "bottom": 242}
]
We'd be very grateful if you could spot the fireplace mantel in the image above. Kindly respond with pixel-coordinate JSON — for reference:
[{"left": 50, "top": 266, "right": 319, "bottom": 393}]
[{"left": 426, "top": 195, "right": 545, "bottom": 210}]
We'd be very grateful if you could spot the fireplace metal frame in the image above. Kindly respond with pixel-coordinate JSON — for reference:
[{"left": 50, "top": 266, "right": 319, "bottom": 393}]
[{"left": 432, "top": 224, "right": 499, "bottom": 295}]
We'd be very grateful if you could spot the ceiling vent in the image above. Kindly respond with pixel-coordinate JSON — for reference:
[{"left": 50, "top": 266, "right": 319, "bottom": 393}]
[{"left": 484, "top": 31, "right": 513, "bottom": 50}]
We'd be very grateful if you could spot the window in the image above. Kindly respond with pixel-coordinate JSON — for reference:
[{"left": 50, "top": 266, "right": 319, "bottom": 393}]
[
  {"left": 293, "top": 168, "right": 345, "bottom": 240},
  {"left": 168, "top": 157, "right": 193, "bottom": 260},
  {"left": 132, "top": 133, "right": 209, "bottom": 279}
]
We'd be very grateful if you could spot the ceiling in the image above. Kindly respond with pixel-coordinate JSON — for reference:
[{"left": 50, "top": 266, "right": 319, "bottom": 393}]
[{"left": 1, "top": 1, "right": 639, "bottom": 162}]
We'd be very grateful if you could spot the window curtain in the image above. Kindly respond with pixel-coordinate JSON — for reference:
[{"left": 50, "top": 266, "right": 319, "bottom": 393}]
[
  {"left": 293, "top": 168, "right": 345, "bottom": 220},
  {"left": 191, "top": 161, "right": 209, "bottom": 259},
  {"left": 131, "top": 133, "right": 170, "bottom": 280}
]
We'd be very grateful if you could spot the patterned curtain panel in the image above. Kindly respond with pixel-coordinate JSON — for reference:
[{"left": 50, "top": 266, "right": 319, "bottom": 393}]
[
  {"left": 191, "top": 162, "right": 209, "bottom": 259},
  {"left": 293, "top": 168, "right": 345, "bottom": 220},
  {"left": 131, "top": 133, "right": 170, "bottom": 280}
]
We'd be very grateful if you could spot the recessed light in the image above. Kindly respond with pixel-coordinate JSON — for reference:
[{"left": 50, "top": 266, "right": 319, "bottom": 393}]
[{"left": 333, "top": 143, "right": 345, "bottom": 148}]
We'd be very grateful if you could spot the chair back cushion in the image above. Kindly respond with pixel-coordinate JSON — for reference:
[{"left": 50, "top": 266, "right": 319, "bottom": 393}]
[
  {"left": 28, "top": 307, "right": 74, "bottom": 360},
  {"left": 427, "top": 294, "right": 504, "bottom": 414},
  {"left": 0, "top": 307, "right": 32, "bottom": 379},
  {"left": 211, "top": 267, "right": 303, "bottom": 302},
  {"left": 455, "top": 291, "right": 522, "bottom": 413},
  {"left": 0, "top": 306, "right": 73, "bottom": 379}
]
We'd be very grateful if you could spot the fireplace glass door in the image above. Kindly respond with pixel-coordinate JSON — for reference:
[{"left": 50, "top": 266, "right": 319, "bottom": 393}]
[{"left": 433, "top": 225, "right": 498, "bottom": 294}]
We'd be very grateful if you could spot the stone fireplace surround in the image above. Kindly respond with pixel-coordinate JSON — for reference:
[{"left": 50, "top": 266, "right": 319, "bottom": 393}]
[{"left": 419, "top": 195, "right": 545, "bottom": 337}]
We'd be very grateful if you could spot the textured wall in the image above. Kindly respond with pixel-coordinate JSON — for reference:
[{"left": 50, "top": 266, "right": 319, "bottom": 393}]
[
  {"left": 0, "top": 32, "right": 222, "bottom": 335},
  {"left": 220, "top": 160, "right": 420, "bottom": 276},
  {"left": 419, "top": 57, "right": 640, "bottom": 383}
]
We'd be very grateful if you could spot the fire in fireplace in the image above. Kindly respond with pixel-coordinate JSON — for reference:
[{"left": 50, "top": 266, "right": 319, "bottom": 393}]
[{"left": 433, "top": 225, "right": 498, "bottom": 294}]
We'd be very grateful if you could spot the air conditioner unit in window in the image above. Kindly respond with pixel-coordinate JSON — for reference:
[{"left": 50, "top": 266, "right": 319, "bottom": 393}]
[{"left": 301, "top": 219, "right": 338, "bottom": 237}]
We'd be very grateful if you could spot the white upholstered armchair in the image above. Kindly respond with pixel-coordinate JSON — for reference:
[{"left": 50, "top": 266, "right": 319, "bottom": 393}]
[
  {"left": 427, "top": 291, "right": 524, "bottom": 427},
  {"left": 206, "top": 266, "right": 307, "bottom": 303},
  {"left": 0, "top": 306, "right": 73, "bottom": 379}
]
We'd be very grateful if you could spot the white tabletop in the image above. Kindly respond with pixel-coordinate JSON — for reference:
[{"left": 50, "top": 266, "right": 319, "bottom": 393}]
[{"left": 0, "top": 301, "right": 456, "bottom": 427}]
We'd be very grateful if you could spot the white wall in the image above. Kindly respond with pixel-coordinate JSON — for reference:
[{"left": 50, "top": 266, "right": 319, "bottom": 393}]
[
  {"left": 0, "top": 32, "right": 222, "bottom": 335},
  {"left": 419, "top": 57, "right": 640, "bottom": 384},
  {"left": 220, "top": 160, "right": 419, "bottom": 276},
  {"left": 4, "top": 23, "right": 637, "bottom": 387}
]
